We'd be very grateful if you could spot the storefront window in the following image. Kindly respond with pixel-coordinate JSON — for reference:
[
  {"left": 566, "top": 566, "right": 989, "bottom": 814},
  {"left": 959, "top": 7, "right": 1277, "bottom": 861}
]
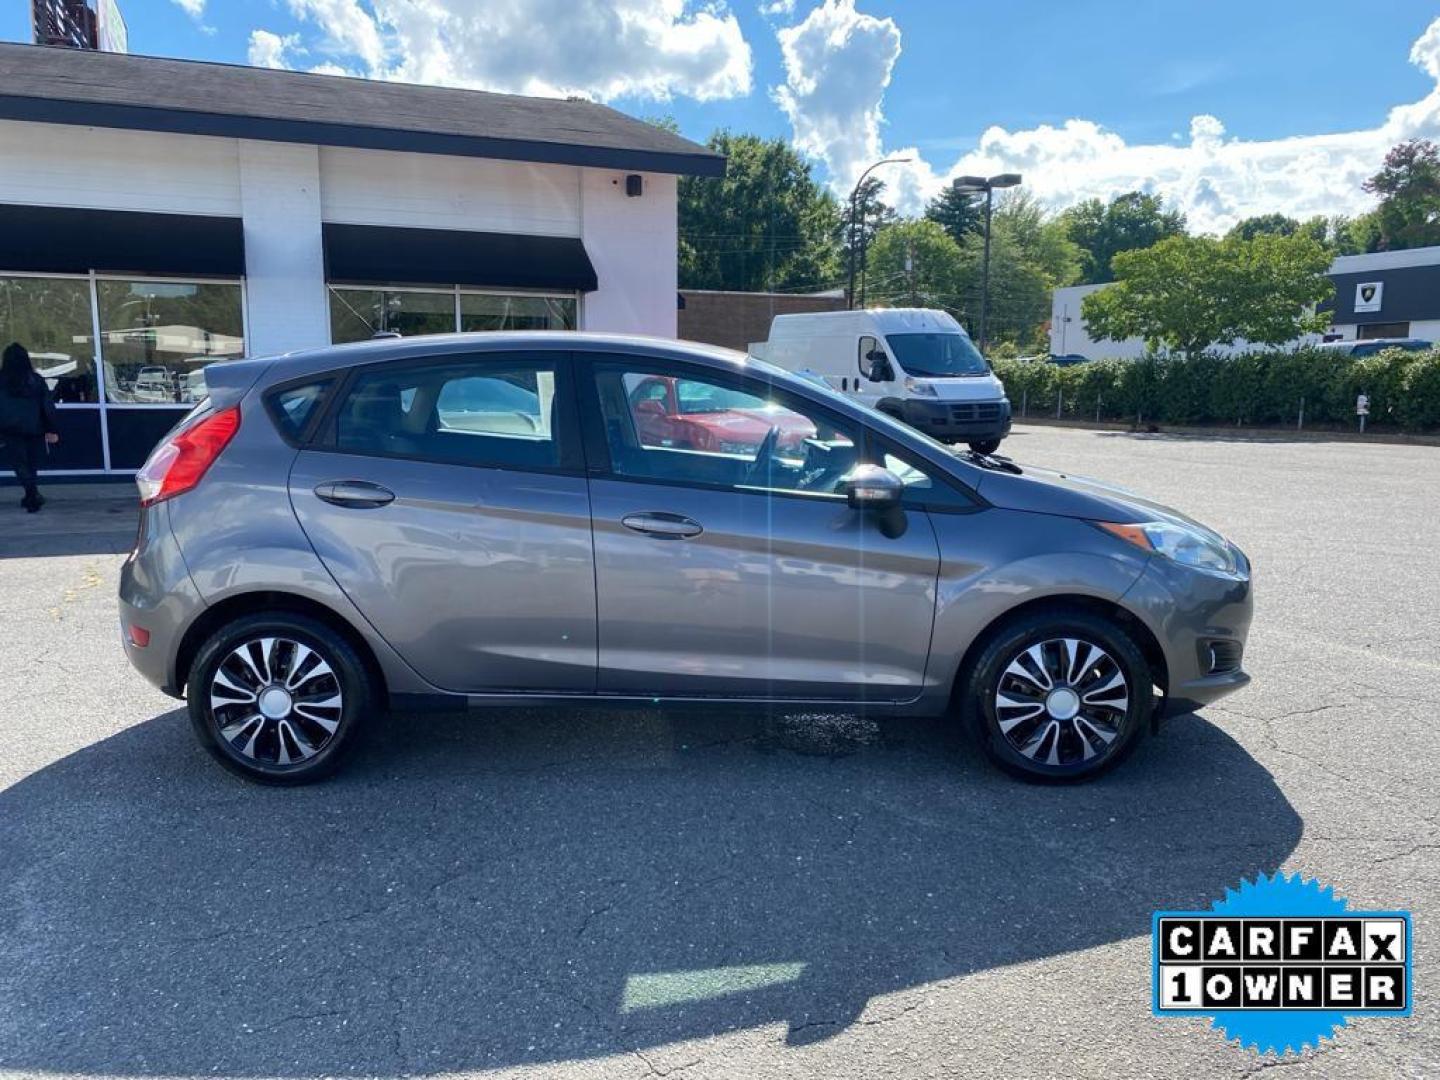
[
  {"left": 97, "top": 280, "right": 244, "bottom": 404},
  {"left": 461, "top": 293, "right": 575, "bottom": 332},
  {"left": 328, "top": 288, "right": 455, "bottom": 344},
  {"left": 0, "top": 276, "right": 99, "bottom": 403}
]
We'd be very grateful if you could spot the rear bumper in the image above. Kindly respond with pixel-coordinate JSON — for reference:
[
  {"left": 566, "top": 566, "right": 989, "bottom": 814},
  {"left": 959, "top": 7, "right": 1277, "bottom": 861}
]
[
  {"left": 119, "top": 503, "right": 202, "bottom": 697},
  {"left": 883, "top": 397, "right": 1012, "bottom": 441}
]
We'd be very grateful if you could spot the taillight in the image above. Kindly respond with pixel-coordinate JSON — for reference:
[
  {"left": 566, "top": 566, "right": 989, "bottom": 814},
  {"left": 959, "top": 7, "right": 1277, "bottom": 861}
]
[{"left": 135, "top": 406, "right": 241, "bottom": 507}]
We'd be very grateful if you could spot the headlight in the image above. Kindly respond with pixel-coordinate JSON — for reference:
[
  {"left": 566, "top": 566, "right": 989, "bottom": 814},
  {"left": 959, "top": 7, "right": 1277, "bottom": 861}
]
[
  {"left": 904, "top": 377, "right": 938, "bottom": 396},
  {"left": 1097, "top": 520, "right": 1238, "bottom": 575}
]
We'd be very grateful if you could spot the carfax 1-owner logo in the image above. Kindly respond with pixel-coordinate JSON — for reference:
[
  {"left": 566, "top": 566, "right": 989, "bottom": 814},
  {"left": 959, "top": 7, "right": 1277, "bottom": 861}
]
[{"left": 1153, "top": 872, "right": 1413, "bottom": 1056}]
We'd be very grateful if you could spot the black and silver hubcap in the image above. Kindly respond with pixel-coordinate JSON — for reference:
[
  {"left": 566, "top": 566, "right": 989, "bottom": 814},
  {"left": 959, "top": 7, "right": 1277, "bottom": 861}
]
[
  {"left": 993, "top": 637, "right": 1129, "bottom": 767},
  {"left": 209, "top": 637, "right": 343, "bottom": 766}
]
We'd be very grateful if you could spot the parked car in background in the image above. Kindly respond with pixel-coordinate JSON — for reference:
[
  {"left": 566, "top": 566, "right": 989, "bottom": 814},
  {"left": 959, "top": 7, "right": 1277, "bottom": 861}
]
[
  {"left": 1048, "top": 353, "right": 1091, "bottom": 366},
  {"left": 625, "top": 373, "right": 816, "bottom": 453},
  {"left": 131, "top": 366, "right": 177, "bottom": 403},
  {"left": 1313, "top": 338, "right": 1433, "bottom": 358},
  {"left": 751, "top": 308, "right": 1012, "bottom": 455},
  {"left": 120, "top": 333, "right": 1252, "bottom": 787}
]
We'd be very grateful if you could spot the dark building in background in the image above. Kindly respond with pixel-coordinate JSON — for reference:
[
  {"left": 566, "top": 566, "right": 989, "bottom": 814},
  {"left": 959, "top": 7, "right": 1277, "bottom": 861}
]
[
  {"left": 32, "top": 0, "right": 98, "bottom": 49},
  {"left": 678, "top": 289, "right": 847, "bottom": 351}
]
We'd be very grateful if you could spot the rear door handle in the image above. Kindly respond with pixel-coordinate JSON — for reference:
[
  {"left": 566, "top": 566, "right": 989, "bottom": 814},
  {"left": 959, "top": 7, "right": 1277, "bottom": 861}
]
[
  {"left": 621, "top": 512, "right": 703, "bottom": 539},
  {"left": 314, "top": 480, "right": 396, "bottom": 508}
]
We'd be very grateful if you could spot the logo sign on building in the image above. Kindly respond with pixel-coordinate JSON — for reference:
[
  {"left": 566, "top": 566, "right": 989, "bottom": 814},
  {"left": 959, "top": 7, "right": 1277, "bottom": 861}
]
[
  {"left": 1354, "top": 281, "right": 1384, "bottom": 314},
  {"left": 97, "top": 0, "right": 127, "bottom": 53}
]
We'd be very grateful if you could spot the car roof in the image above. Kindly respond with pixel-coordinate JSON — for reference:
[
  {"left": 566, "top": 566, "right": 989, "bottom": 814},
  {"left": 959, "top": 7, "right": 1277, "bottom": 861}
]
[{"left": 214, "top": 332, "right": 754, "bottom": 387}]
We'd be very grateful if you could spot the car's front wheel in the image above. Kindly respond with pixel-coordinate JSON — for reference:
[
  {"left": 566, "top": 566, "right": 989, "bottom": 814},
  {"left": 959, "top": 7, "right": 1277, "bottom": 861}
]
[
  {"left": 968, "top": 438, "right": 1002, "bottom": 455},
  {"left": 962, "top": 609, "right": 1152, "bottom": 781},
  {"left": 187, "top": 613, "right": 375, "bottom": 784}
]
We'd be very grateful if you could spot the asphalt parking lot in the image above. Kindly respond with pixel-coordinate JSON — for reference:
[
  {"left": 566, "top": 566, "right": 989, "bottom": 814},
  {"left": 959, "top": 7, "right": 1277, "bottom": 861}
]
[{"left": 0, "top": 423, "right": 1436, "bottom": 1080}]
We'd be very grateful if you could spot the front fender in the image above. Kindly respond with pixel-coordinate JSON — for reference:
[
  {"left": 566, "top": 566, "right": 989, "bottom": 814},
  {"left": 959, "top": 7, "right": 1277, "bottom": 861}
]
[{"left": 921, "top": 509, "right": 1152, "bottom": 705}]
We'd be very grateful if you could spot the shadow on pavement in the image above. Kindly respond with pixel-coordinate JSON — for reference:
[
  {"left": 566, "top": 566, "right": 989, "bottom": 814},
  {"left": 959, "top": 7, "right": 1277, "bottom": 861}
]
[
  {"left": 0, "top": 494, "right": 136, "bottom": 558},
  {"left": 0, "top": 706, "right": 1300, "bottom": 1074}
]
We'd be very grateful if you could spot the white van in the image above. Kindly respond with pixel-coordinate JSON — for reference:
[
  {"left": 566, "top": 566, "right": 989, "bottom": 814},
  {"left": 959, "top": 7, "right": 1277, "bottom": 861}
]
[{"left": 751, "top": 308, "right": 1011, "bottom": 453}]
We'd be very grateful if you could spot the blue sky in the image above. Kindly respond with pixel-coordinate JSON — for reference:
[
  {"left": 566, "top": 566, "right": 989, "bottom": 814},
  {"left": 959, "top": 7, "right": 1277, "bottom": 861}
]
[{"left": 7, "top": 1, "right": 1440, "bottom": 230}]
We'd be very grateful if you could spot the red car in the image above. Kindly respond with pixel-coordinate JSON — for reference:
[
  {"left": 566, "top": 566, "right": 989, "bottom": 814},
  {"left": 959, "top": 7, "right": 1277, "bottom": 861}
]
[{"left": 628, "top": 375, "right": 816, "bottom": 455}]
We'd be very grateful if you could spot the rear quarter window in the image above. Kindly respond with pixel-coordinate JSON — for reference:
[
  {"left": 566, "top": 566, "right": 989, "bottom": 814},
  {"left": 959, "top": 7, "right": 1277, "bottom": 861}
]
[{"left": 267, "top": 380, "right": 333, "bottom": 443}]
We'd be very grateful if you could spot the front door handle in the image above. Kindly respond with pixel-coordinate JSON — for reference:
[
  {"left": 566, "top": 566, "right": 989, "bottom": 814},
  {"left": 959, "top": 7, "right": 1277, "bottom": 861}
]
[
  {"left": 621, "top": 512, "right": 703, "bottom": 539},
  {"left": 314, "top": 480, "right": 396, "bottom": 508}
]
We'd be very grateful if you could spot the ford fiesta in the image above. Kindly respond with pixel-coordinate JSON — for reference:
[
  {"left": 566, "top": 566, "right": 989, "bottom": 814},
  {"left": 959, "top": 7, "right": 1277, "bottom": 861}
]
[{"left": 119, "top": 333, "right": 1252, "bottom": 785}]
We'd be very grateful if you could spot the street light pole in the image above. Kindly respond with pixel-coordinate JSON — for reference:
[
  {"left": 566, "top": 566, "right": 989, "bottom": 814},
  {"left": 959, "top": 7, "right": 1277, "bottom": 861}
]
[
  {"left": 951, "top": 172, "right": 1022, "bottom": 351},
  {"left": 979, "top": 184, "right": 995, "bottom": 351},
  {"left": 847, "top": 156, "right": 911, "bottom": 309}
]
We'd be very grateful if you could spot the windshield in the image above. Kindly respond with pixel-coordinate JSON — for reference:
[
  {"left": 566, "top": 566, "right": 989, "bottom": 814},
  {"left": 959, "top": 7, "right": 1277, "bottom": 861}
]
[{"left": 886, "top": 332, "right": 989, "bottom": 377}]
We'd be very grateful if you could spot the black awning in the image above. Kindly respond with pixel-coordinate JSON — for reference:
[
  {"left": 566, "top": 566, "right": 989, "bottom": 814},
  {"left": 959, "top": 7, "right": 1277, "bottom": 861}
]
[
  {"left": 323, "top": 223, "right": 598, "bottom": 293},
  {"left": 0, "top": 204, "right": 245, "bottom": 277}
]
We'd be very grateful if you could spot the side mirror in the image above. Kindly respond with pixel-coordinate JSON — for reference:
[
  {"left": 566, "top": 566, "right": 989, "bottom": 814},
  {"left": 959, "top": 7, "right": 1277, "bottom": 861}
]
[
  {"left": 634, "top": 399, "right": 666, "bottom": 416},
  {"left": 839, "top": 464, "right": 903, "bottom": 511},
  {"left": 867, "top": 352, "right": 893, "bottom": 382}
]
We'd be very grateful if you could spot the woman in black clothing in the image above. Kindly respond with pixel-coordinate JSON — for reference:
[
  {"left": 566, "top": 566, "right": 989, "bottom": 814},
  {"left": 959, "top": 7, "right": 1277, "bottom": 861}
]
[{"left": 0, "top": 343, "right": 60, "bottom": 512}]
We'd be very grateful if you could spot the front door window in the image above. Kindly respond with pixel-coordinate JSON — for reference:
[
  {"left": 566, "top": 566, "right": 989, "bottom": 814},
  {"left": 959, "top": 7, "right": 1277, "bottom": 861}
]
[{"left": 596, "top": 365, "right": 860, "bottom": 497}]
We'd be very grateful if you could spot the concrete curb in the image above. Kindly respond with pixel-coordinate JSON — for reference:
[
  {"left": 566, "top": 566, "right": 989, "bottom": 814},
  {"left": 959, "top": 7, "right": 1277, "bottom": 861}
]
[{"left": 1010, "top": 416, "right": 1440, "bottom": 447}]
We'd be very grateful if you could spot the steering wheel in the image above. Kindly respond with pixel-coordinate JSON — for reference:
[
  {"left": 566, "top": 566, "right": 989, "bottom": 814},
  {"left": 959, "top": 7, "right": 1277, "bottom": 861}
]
[{"left": 742, "top": 425, "right": 782, "bottom": 486}]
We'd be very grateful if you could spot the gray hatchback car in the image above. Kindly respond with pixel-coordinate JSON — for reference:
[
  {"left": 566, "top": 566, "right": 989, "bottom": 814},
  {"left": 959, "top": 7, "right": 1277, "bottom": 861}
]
[{"left": 119, "top": 333, "right": 1251, "bottom": 784}]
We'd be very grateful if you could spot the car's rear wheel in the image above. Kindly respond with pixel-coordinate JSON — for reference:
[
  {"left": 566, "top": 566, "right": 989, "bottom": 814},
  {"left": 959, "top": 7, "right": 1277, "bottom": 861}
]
[
  {"left": 187, "top": 613, "right": 375, "bottom": 784},
  {"left": 968, "top": 438, "right": 1002, "bottom": 455},
  {"left": 962, "top": 609, "right": 1152, "bottom": 781}
]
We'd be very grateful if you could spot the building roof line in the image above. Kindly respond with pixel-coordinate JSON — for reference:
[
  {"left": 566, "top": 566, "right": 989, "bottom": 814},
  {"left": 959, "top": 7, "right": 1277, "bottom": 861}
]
[{"left": 0, "top": 43, "right": 726, "bottom": 178}]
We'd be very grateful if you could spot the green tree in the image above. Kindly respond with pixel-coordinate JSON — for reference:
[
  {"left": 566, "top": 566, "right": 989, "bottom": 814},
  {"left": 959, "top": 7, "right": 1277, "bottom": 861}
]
[
  {"left": 1363, "top": 138, "right": 1440, "bottom": 251},
  {"left": 1059, "top": 191, "right": 1188, "bottom": 283},
  {"left": 838, "top": 175, "right": 898, "bottom": 285},
  {"left": 1081, "top": 233, "right": 1334, "bottom": 359},
  {"left": 864, "top": 217, "right": 1052, "bottom": 351},
  {"left": 991, "top": 190, "right": 1081, "bottom": 289},
  {"left": 924, "top": 184, "right": 984, "bottom": 245},
  {"left": 957, "top": 225, "right": 1053, "bottom": 350},
  {"left": 864, "top": 219, "right": 966, "bottom": 310},
  {"left": 677, "top": 131, "right": 841, "bottom": 292},
  {"left": 1227, "top": 213, "right": 1300, "bottom": 241}
]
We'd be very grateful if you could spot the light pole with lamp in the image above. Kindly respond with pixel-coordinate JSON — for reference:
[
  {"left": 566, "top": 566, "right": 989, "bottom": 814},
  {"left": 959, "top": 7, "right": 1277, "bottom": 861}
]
[
  {"left": 951, "top": 172, "right": 1022, "bottom": 351},
  {"left": 847, "top": 157, "right": 911, "bottom": 309}
]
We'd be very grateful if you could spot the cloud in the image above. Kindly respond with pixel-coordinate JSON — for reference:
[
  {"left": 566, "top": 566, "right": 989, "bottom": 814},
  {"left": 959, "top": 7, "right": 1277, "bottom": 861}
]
[
  {"left": 247, "top": 30, "right": 299, "bottom": 70},
  {"left": 774, "top": 5, "right": 1440, "bottom": 234},
  {"left": 773, "top": 1, "right": 900, "bottom": 191},
  {"left": 252, "top": 0, "right": 752, "bottom": 103},
  {"left": 170, "top": 0, "right": 205, "bottom": 15}
]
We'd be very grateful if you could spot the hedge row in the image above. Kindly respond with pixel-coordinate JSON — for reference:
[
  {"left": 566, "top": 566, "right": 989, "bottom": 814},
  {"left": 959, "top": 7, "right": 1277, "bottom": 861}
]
[{"left": 992, "top": 347, "right": 1440, "bottom": 431}]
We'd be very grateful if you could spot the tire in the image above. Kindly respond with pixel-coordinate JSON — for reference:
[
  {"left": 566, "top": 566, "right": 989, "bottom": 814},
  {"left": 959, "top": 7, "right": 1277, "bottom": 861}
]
[
  {"left": 187, "top": 612, "right": 377, "bottom": 785},
  {"left": 960, "top": 609, "right": 1152, "bottom": 782},
  {"left": 968, "top": 438, "right": 1002, "bottom": 455}
]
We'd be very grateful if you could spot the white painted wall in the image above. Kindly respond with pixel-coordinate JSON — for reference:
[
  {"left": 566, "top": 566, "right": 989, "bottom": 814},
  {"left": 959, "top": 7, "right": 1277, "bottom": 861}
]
[
  {"left": 1327, "top": 319, "right": 1440, "bottom": 342},
  {"left": 0, "top": 119, "right": 681, "bottom": 346},
  {"left": 237, "top": 141, "right": 329, "bottom": 356},
  {"left": 318, "top": 147, "right": 580, "bottom": 236},
  {"left": 0, "top": 120, "right": 240, "bottom": 217},
  {"left": 1049, "top": 284, "right": 1147, "bottom": 360},
  {"left": 579, "top": 170, "right": 677, "bottom": 337}
]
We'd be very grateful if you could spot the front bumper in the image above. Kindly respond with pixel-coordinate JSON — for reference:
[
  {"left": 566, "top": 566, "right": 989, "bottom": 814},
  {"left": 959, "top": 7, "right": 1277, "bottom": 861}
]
[
  {"left": 883, "top": 397, "right": 1013, "bottom": 441},
  {"left": 1120, "top": 549, "right": 1254, "bottom": 718}
]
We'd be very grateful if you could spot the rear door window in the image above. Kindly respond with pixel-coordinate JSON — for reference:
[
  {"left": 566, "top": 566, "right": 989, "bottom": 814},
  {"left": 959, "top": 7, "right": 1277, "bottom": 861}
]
[{"left": 330, "top": 354, "right": 572, "bottom": 470}]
